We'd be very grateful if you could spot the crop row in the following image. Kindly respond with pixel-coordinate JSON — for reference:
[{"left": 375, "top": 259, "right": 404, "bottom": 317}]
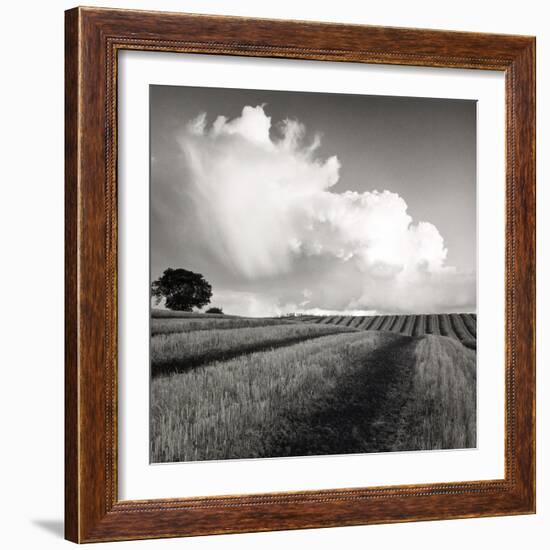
[
  {"left": 298, "top": 313, "right": 476, "bottom": 350},
  {"left": 151, "top": 326, "right": 476, "bottom": 462},
  {"left": 151, "top": 316, "right": 293, "bottom": 336},
  {"left": 151, "top": 322, "right": 359, "bottom": 375}
]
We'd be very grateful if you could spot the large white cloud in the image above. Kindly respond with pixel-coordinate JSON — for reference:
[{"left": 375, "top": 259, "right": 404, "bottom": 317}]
[{"left": 172, "top": 105, "right": 475, "bottom": 315}]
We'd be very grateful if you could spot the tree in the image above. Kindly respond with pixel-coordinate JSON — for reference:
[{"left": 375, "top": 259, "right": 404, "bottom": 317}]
[
  {"left": 205, "top": 307, "right": 223, "bottom": 314},
  {"left": 151, "top": 268, "right": 212, "bottom": 311}
]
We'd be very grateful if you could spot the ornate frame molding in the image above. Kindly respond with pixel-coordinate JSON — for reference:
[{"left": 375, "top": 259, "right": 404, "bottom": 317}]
[{"left": 65, "top": 7, "right": 535, "bottom": 542}]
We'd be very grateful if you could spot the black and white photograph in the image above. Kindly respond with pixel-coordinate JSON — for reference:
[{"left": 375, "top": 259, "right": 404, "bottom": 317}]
[
  {"left": 1, "top": 0, "right": 542, "bottom": 547},
  {"left": 149, "top": 84, "right": 477, "bottom": 464}
]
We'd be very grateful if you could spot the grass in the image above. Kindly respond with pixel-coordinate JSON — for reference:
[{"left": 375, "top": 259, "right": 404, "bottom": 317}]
[
  {"left": 150, "top": 328, "right": 477, "bottom": 462},
  {"left": 402, "top": 315, "right": 416, "bottom": 336},
  {"left": 151, "top": 317, "right": 292, "bottom": 336},
  {"left": 298, "top": 313, "right": 476, "bottom": 350},
  {"left": 151, "top": 309, "right": 244, "bottom": 319},
  {"left": 438, "top": 314, "right": 453, "bottom": 337},
  {"left": 450, "top": 315, "right": 477, "bottom": 350},
  {"left": 426, "top": 314, "right": 441, "bottom": 335},
  {"left": 413, "top": 314, "right": 427, "bottom": 337},
  {"left": 151, "top": 322, "right": 358, "bottom": 375},
  {"left": 150, "top": 331, "right": 394, "bottom": 462},
  {"left": 460, "top": 313, "right": 477, "bottom": 338},
  {"left": 394, "top": 335, "right": 477, "bottom": 451}
]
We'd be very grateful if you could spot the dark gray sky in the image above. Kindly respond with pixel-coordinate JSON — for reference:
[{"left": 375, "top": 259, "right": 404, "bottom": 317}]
[{"left": 150, "top": 85, "right": 476, "bottom": 316}]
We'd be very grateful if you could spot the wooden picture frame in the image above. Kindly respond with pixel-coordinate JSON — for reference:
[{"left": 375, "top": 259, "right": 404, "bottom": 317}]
[{"left": 65, "top": 6, "right": 536, "bottom": 543}]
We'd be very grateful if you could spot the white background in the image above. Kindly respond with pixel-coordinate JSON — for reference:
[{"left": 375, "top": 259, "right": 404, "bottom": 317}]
[
  {"left": 0, "top": 1, "right": 546, "bottom": 549},
  {"left": 119, "top": 52, "right": 505, "bottom": 500}
]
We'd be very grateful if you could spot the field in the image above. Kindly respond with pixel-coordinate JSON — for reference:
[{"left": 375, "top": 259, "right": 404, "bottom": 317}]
[
  {"left": 294, "top": 313, "right": 477, "bottom": 350},
  {"left": 151, "top": 321, "right": 358, "bottom": 374},
  {"left": 150, "top": 311, "right": 477, "bottom": 463}
]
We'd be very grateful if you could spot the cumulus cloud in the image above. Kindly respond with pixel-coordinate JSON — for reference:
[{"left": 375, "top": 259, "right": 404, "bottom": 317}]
[
  {"left": 211, "top": 289, "right": 377, "bottom": 319},
  {"left": 170, "top": 105, "right": 475, "bottom": 315}
]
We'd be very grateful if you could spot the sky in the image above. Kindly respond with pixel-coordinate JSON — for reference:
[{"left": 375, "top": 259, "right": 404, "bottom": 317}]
[{"left": 150, "top": 85, "right": 477, "bottom": 316}]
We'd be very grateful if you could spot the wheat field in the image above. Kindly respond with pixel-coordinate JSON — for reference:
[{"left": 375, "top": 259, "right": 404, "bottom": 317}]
[{"left": 150, "top": 313, "right": 476, "bottom": 462}]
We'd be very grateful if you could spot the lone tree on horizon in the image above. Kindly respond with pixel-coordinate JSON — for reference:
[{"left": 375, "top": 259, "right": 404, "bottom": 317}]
[{"left": 151, "top": 268, "right": 212, "bottom": 311}]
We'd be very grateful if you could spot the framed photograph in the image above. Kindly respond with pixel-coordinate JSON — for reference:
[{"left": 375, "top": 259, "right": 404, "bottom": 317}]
[{"left": 65, "top": 7, "right": 536, "bottom": 543}]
